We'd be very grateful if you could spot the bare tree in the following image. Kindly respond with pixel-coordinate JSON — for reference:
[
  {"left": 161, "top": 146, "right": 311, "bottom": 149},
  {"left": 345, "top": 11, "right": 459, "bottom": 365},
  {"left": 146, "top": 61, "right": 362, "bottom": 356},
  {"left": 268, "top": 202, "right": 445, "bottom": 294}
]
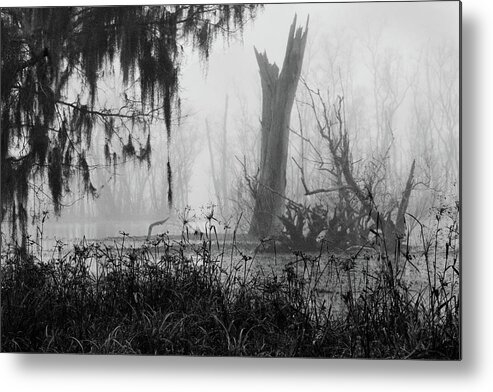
[
  {"left": 298, "top": 86, "right": 416, "bottom": 270},
  {"left": 205, "top": 95, "right": 230, "bottom": 218},
  {"left": 249, "top": 16, "right": 309, "bottom": 239}
]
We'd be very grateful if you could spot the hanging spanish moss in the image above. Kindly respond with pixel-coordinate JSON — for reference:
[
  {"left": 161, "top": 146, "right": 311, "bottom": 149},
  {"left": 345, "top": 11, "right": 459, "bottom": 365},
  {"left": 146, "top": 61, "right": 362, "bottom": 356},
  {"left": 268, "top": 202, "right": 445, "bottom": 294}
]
[
  {"left": 140, "top": 133, "right": 152, "bottom": 169},
  {"left": 78, "top": 151, "right": 97, "bottom": 197},
  {"left": 1, "top": 5, "right": 260, "bottom": 241},
  {"left": 167, "top": 159, "right": 173, "bottom": 209},
  {"left": 104, "top": 143, "right": 111, "bottom": 166},
  {"left": 122, "top": 134, "right": 136, "bottom": 160},
  {"left": 47, "top": 146, "right": 63, "bottom": 216}
]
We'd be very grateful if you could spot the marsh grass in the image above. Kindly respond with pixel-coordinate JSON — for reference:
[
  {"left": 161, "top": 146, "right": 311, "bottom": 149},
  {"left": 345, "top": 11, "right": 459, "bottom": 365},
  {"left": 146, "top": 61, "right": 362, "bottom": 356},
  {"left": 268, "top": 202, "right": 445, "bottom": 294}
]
[{"left": 1, "top": 205, "right": 459, "bottom": 358}]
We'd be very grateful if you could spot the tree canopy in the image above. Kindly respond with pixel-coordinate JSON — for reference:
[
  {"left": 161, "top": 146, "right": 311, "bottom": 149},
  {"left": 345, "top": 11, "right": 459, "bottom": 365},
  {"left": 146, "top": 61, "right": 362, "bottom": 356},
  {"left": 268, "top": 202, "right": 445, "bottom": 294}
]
[{"left": 1, "top": 5, "right": 259, "bottom": 241}]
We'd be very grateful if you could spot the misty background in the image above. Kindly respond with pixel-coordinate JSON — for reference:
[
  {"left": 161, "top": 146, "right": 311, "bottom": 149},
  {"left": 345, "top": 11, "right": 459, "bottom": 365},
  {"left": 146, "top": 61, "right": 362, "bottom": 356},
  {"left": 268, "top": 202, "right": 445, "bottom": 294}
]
[{"left": 24, "top": 2, "right": 459, "bottom": 240}]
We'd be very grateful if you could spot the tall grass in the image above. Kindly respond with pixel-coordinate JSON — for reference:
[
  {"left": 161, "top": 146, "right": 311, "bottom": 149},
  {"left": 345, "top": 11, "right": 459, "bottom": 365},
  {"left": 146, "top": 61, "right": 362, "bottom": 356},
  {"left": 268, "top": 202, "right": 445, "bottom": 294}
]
[{"left": 1, "top": 204, "right": 459, "bottom": 358}]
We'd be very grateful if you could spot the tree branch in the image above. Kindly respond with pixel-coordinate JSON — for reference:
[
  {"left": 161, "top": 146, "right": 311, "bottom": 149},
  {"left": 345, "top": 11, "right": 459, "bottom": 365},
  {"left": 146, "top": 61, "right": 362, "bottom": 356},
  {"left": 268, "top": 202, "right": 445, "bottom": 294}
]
[{"left": 292, "top": 157, "right": 349, "bottom": 196}]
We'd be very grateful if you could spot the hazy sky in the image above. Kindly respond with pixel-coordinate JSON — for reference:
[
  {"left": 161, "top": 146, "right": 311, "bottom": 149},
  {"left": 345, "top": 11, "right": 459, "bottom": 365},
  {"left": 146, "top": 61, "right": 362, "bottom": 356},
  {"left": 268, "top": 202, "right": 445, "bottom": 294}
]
[{"left": 181, "top": 2, "right": 459, "bottom": 110}]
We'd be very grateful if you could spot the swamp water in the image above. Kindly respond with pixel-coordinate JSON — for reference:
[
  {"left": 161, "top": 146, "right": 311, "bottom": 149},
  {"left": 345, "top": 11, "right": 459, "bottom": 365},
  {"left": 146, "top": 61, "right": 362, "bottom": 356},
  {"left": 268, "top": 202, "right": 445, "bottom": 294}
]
[{"left": 12, "top": 219, "right": 460, "bottom": 317}]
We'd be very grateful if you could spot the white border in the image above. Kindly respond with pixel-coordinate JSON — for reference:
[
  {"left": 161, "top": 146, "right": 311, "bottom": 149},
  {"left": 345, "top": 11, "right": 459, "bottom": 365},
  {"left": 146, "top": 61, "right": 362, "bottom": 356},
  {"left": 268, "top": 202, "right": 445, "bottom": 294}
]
[{"left": 1, "top": 1, "right": 491, "bottom": 391}]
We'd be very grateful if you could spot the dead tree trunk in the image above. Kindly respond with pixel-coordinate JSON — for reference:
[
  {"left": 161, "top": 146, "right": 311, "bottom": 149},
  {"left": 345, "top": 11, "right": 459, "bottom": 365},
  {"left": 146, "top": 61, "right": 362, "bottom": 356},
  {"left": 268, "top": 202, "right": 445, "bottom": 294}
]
[
  {"left": 205, "top": 119, "right": 222, "bottom": 209},
  {"left": 147, "top": 217, "right": 169, "bottom": 240},
  {"left": 249, "top": 16, "right": 308, "bottom": 239},
  {"left": 206, "top": 96, "right": 230, "bottom": 217},
  {"left": 220, "top": 95, "right": 229, "bottom": 214}
]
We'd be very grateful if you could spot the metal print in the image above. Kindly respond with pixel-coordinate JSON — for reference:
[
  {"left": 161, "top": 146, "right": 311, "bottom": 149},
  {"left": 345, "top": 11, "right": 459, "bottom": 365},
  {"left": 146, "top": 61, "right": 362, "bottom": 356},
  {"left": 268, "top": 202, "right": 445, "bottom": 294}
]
[{"left": 0, "top": 2, "right": 460, "bottom": 358}]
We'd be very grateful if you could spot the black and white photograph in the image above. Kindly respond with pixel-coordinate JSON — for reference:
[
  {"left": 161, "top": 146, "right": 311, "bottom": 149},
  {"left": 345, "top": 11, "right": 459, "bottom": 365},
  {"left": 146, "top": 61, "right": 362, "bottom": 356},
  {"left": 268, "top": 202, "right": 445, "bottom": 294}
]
[{"left": 1, "top": 1, "right": 460, "bottom": 360}]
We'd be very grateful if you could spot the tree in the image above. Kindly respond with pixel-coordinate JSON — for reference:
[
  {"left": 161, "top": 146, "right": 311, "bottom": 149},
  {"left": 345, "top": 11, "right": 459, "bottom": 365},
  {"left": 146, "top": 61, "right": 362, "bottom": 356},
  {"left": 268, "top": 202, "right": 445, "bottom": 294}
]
[
  {"left": 206, "top": 95, "right": 231, "bottom": 219},
  {"left": 298, "top": 88, "right": 416, "bottom": 272},
  {"left": 1, "top": 5, "right": 259, "bottom": 243},
  {"left": 248, "top": 16, "right": 308, "bottom": 239}
]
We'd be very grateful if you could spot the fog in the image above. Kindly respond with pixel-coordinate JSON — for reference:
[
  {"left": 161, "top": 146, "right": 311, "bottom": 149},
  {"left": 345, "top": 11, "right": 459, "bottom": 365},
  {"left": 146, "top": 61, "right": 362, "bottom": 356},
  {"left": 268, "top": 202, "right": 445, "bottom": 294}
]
[
  {"left": 18, "top": 2, "right": 459, "bottom": 241},
  {"left": 181, "top": 2, "right": 459, "bottom": 205}
]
